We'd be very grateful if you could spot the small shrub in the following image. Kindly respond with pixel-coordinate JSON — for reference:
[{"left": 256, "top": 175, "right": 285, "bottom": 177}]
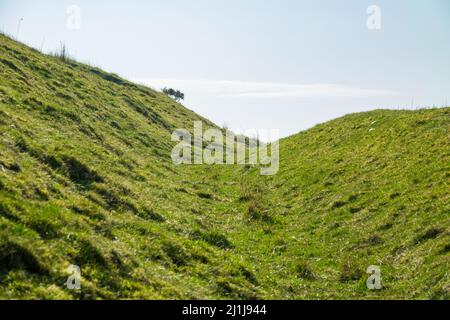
[{"left": 162, "top": 87, "right": 184, "bottom": 102}]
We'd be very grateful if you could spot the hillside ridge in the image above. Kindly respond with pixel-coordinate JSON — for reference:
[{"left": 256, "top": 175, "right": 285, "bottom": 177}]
[{"left": 0, "top": 34, "right": 448, "bottom": 299}]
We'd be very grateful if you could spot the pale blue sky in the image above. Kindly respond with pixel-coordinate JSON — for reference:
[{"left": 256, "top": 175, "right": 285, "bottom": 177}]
[{"left": 1, "top": 0, "right": 449, "bottom": 137}]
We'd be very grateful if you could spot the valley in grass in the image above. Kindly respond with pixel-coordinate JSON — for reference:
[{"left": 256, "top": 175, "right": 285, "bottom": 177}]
[{"left": 0, "top": 34, "right": 448, "bottom": 299}]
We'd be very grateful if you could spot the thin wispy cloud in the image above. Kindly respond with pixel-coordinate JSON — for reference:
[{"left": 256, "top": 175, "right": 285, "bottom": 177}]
[{"left": 133, "top": 78, "right": 401, "bottom": 99}]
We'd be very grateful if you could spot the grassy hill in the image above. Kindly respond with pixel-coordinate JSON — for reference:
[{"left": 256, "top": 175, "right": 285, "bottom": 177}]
[{"left": 0, "top": 34, "right": 448, "bottom": 299}]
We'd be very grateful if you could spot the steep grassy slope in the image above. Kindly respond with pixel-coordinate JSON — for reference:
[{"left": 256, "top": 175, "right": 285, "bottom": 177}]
[
  {"left": 0, "top": 34, "right": 253, "bottom": 299},
  {"left": 212, "top": 108, "right": 449, "bottom": 299},
  {"left": 0, "top": 34, "right": 448, "bottom": 299}
]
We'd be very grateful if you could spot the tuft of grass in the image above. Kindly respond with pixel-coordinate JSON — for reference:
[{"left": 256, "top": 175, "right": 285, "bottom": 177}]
[
  {"left": 197, "top": 192, "right": 213, "bottom": 200},
  {"left": 74, "top": 240, "right": 109, "bottom": 268},
  {"left": 339, "top": 259, "right": 364, "bottom": 283},
  {"left": 162, "top": 242, "right": 190, "bottom": 267},
  {"left": 295, "top": 261, "right": 316, "bottom": 280},
  {"left": 191, "top": 230, "right": 234, "bottom": 249},
  {"left": 27, "top": 219, "right": 60, "bottom": 239},
  {"left": 245, "top": 200, "right": 272, "bottom": 223},
  {"left": 414, "top": 228, "right": 442, "bottom": 245},
  {"left": 61, "top": 155, "right": 104, "bottom": 186},
  {"left": 331, "top": 200, "right": 347, "bottom": 209}
]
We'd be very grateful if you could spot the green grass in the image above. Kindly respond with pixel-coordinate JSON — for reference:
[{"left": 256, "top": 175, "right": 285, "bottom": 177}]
[{"left": 0, "top": 34, "right": 448, "bottom": 299}]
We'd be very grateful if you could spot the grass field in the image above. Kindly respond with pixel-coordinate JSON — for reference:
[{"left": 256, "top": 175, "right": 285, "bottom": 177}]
[{"left": 0, "top": 34, "right": 448, "bottom": 299}]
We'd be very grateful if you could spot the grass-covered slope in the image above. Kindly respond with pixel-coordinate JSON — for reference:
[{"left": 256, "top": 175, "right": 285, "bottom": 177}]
[
  {"left": 0, "top": 34, "right": 448, "bottom": 299},
  {"left": 218, "top": 108, "right": 449, "bottom": 299},
  {"left": 0, "top": 34, "right": 246, "bottom": 299}
]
